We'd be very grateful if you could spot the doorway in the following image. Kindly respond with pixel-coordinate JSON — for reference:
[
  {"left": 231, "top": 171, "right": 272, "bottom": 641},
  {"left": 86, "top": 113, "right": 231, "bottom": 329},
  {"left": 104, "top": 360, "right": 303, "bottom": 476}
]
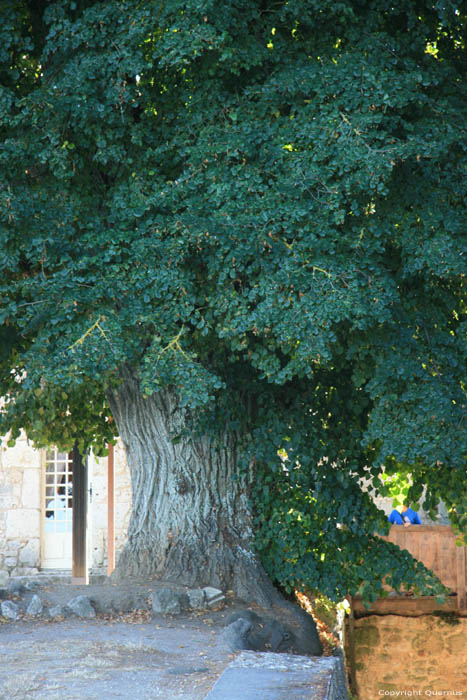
[{"left": 42, "top": 448, "right": 73, "bottom": 569}]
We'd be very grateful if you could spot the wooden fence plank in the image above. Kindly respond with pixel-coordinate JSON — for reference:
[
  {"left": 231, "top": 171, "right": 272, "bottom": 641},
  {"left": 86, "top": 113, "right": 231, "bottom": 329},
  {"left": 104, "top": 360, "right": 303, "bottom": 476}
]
[
  {"left": 456, "top": 545, "right": 466, "bottom": 610},
  {"left": 380, "top": 525, "right": 466, "bottom": 609}
]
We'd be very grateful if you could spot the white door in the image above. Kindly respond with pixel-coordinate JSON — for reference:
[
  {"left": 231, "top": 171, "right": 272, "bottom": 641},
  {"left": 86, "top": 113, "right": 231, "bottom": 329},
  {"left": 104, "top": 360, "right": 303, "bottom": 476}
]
[{"left": 41, "top": 449, "right": 73, "bottom": 569}]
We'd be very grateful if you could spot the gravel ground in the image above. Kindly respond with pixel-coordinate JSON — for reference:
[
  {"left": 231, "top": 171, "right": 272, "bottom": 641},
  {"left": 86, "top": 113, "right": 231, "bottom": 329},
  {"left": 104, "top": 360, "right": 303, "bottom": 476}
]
[
  {"left": 0, "top": 609, "right": 237, "bottom": 700},
  {"left": 0, "top": 577, "right": 331, "bottom": 699}
]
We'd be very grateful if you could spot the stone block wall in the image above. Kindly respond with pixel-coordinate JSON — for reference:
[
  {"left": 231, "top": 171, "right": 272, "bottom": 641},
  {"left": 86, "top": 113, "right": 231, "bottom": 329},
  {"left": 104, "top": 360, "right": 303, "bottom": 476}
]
[
  {"left": 0, "top": 434, "right": 42, "bottom": 577},
  {"left": 348, "top": 614, "right": 467, "bottom": 698},
  {"left": 0, "top": 433, "right": 131, "bottom": 578}
]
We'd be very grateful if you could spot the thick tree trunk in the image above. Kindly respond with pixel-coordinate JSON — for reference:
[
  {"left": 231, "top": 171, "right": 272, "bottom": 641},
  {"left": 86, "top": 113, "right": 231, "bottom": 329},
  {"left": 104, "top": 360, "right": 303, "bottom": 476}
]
[{"left": 106, "top": 375, "right": 280, "bottom": 607}]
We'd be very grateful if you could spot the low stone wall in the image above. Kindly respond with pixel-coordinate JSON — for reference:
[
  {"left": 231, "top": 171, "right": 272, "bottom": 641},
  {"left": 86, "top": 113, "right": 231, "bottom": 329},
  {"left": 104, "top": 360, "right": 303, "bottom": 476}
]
[
  {"left": 203, "top": 651, "right": 348, "bottom": 700},
  {"left": 347, "top": 613, "right": 467, "bottom": 699}
]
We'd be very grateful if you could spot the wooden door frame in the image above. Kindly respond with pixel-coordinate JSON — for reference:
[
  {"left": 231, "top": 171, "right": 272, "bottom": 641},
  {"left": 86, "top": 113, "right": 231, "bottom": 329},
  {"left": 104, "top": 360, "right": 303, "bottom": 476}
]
[{"left": 72, "top": 445, "right": 88, "bottom": 584}]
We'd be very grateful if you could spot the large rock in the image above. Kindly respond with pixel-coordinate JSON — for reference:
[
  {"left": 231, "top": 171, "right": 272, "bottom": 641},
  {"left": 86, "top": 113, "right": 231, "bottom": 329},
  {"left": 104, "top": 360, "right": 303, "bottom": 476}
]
[
  {"left": 48, "top": 604, "right": 67, "bottom": 619},
  {"left": 223, "top": 607, "right": 322, "bottom": 656},
  {"left": 278, "top": 601, "right": 323, "bottom": 655},
  {"left": 26, "top": 595, "right": 43, "bottom": 616},
  {"left": 1, "top": 600, "right": 19, "bottom": 621},
  {"left": 187, "top": 588, "right": 207, "bottom": 610},
  {"left": 223, "top": 618, "right": 253, "bottom": 651},
  {"left": 150, "top": 588, "right": 189, "bottom": 615},
  {"left": 223, "top": 610, "right": 294, "bottom": 653},
  {"left": 66, "top": 595, "right": 96, "bottom": 618},
  {"left": 203, "top": 587, "right": 225, "bottom": 608}
]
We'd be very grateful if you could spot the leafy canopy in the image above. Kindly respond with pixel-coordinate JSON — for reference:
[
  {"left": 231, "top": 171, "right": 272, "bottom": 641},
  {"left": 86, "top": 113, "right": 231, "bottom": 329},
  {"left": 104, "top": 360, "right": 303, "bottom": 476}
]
[{"left": 0, "top": 0, "right": 465, "bottom": 601}]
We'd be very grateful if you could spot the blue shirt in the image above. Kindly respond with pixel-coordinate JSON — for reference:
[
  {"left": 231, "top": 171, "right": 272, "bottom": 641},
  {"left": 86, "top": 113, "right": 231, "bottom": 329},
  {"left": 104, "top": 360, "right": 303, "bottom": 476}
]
[{"left": 388, "top": 507, "right": 422, "bottom": 525}]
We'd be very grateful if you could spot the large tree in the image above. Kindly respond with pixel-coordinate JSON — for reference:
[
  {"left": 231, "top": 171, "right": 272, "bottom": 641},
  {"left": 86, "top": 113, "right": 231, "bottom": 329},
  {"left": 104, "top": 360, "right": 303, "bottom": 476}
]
[{"left": 0, "top": 0, "right": 465, "bottom": 606}]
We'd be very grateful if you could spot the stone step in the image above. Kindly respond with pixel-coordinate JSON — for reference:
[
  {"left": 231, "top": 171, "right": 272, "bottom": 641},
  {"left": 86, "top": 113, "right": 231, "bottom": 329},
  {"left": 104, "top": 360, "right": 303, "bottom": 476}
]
[
  {"left": 202, "top": 651, "right": 348, "bottom": 700},
  {"left": 10, "top": 570, "right": 107, "bottom": 587}
]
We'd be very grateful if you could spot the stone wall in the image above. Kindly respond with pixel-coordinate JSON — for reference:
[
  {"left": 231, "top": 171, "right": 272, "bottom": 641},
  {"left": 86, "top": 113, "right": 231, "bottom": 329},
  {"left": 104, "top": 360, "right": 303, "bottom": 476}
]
[
  {"left": 347, "top": 613, "right": 467, "bottom": 699},
  {"left": 0, "top": 433, "right": 131, "bottom": 579},
  {"left": 0, "top": 434, "right": 41, "bottom": 577}
]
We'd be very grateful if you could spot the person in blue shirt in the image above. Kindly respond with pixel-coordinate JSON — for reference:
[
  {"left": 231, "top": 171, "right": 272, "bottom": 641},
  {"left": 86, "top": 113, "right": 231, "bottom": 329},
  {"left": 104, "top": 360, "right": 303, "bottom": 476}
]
[{"left": 388, "top": 504, "right": 422, "bottom": 527}]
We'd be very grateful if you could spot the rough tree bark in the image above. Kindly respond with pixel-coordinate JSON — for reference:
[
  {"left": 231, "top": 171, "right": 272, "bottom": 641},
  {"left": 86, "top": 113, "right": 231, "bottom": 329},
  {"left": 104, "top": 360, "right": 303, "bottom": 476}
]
[{"left": 106, "top": 373, "right": 281, "bottom": 607}]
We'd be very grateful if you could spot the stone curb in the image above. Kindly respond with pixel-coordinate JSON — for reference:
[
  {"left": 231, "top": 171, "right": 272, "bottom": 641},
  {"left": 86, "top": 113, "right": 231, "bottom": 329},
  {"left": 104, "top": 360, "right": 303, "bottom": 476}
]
[{"left": 202, "top": 650, "right": 349, "bottom": 700}]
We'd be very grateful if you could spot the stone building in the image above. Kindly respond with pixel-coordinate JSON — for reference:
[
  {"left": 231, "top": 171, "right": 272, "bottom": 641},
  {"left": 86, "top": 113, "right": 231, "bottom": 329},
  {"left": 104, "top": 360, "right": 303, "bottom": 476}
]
[{"left": 0, "top": 432, "right": 132, "bottom": 580}]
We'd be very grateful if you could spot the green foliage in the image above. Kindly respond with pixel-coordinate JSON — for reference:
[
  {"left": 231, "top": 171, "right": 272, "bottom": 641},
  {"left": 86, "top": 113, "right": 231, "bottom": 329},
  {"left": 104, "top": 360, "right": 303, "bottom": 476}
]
[
  {"left": 309, "top": 593, "right": 341, "bottom": 632},
  {"left": 247, "top": 384, "right": 450, "bottom": 601},
  {"left": 0, "top": 0, "right": 465, "bottom": 600}
]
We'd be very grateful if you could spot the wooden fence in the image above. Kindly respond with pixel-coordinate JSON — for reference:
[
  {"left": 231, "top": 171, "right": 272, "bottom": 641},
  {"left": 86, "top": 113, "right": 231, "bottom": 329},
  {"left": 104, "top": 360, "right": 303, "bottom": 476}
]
[{"left": 380, "top": 525, "right": 466, "bottom": 610}]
